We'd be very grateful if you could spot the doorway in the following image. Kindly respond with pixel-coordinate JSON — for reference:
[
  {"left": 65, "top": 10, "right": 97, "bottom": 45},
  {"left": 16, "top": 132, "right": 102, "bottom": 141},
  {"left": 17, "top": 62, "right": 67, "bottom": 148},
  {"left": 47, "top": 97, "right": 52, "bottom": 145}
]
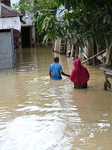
[{"left": 21, "top": 27, "right": 31, "bottom": 48}]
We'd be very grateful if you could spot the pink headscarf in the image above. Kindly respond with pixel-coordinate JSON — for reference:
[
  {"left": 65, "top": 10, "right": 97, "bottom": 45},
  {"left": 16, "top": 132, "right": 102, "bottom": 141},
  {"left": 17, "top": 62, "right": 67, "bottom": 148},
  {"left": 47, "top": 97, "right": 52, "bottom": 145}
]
[{"left": 70, "top": 59, "right": 90, "bottom": 83}]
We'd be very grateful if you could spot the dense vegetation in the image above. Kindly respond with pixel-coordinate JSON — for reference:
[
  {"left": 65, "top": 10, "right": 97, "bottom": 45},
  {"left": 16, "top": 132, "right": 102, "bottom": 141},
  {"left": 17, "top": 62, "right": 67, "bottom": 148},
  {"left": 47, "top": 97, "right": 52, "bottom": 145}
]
[{"left": 13, "top": 0, "right": 112, "bottom": 66}]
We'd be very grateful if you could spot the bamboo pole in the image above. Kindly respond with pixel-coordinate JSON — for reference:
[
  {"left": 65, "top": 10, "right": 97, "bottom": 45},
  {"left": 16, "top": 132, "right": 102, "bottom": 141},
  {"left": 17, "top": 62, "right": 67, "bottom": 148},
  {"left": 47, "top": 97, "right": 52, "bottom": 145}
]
[
  {"left": 81, "top": 49, "right": 106, "bottom": 64},
  {"left": 100, "top": 67, "right": 112, "bottom": 73}
]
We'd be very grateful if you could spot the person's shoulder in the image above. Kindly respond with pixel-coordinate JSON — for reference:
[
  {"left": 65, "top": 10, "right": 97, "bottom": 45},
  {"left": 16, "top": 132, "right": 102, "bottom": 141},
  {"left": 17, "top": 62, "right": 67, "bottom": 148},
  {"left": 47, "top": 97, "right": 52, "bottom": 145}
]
[
  {"left": 82, "top": 65, "right": 87, "bottom": 69},
  {"left": 50, "top": 62, "right": 54, "bottom": 65},
  {"left": 57, "top": 63, "right": 61, "bottom": 66},
  {"left": 58, "top": 63, "right": 62, "bottom": 67},
  {"left": 54, "top": 62, "right": 60, "bottom": 66},
  {"left": 82, "top": 66, "right": 89, "bottom": 71}
]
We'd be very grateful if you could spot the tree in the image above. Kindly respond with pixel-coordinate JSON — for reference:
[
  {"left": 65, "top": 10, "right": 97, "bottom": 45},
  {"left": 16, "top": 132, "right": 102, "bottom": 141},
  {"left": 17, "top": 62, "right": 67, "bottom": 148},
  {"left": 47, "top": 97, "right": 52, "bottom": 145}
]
[
  {"left": 53, "top": 0, "right": 112, "bottom": 66},
  {"left": 34, "top": 0, "right": 112, "bottom": 50},
  {"left": 13, "top": 0, "right": 112, "bottom": 66},
  {"left": 12, "top": 0, "right": 55, "bottom": 12}
]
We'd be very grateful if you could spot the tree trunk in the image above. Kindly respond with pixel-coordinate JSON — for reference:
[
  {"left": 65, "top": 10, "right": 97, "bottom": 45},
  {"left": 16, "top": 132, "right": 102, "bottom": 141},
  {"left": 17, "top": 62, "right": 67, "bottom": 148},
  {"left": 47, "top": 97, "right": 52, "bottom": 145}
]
[
  {"left": 86, "top": 42, "right": 93, "bottom": 65},
  {"left": 70, "top": 44, "right": 74, "bottom": 58}
]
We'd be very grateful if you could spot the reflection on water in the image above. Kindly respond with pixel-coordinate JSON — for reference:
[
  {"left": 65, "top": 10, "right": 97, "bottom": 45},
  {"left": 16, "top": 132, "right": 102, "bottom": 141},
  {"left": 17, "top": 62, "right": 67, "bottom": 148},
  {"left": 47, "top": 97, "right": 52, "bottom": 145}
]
[{"left": 0, "top": 47, "right": 112, "bottom": 150}]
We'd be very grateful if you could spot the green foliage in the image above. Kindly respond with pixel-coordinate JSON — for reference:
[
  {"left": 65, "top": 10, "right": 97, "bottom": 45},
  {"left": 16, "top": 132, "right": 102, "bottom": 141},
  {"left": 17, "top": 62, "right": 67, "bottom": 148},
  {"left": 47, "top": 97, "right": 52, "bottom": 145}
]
[
  {"left": 54, "top": 0, "right": 112, "bottom": 11},
  {"left": 13, "top": 0, "right": 112, "bottom": 52},
  {"left": 12, "top": 0, "right": 56, "bottom": 13},
  {"left": 12, "top": 0, "right": 34, "bottom": 12},
  {"left": 51, "top": 0, "right": 112, "bottom": 50},
  {"left": 34, "top": 11, "right": 65, "bottom": 42}
]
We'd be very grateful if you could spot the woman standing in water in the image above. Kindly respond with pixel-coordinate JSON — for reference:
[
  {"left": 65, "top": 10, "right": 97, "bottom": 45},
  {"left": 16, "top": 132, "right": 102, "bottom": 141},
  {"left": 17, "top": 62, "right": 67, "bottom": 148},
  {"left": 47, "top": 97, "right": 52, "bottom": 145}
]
[{"left": 70, "top": 59, "right": 90, "bottom": 89}]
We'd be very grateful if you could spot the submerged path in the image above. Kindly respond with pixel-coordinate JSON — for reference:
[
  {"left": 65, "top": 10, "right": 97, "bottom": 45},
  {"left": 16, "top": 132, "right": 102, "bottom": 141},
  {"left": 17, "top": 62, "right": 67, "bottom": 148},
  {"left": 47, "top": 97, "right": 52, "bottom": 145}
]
[{"left": 0, "top": 46, "right": 112, "bottom": 150}]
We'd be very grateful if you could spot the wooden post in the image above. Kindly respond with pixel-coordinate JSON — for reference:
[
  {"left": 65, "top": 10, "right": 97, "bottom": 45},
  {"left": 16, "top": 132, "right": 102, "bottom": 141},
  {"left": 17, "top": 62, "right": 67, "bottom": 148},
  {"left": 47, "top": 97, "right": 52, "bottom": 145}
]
[{"left": 86, "top": 42, "right": 93, "bottom": 65}]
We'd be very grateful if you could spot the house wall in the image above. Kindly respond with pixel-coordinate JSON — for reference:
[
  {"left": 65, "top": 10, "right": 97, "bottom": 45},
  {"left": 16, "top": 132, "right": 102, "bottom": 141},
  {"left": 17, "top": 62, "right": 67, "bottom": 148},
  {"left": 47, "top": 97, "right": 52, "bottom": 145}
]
[
  {"left": 0, "top": 4, "right": 1, "bottom": 17},
  {"left": 0, "top": 29, "right": 16, "bottom": 69},
  {"left": 0, "top": 17, "right": 21, "bottom": 31}
]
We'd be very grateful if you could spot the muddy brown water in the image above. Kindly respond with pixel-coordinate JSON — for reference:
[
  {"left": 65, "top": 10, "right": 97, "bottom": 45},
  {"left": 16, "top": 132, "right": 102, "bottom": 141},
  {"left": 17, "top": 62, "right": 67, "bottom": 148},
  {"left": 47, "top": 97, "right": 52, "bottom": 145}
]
[{"left": 0, "top": 47, "right": 112, "bottom": 150}]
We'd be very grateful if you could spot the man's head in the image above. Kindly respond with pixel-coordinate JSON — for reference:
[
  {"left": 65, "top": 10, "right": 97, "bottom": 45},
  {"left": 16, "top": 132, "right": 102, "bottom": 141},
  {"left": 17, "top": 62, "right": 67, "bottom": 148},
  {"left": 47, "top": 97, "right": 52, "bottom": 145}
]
[{"left": 54, "top": 56, "right": 59, "bottom": 62}]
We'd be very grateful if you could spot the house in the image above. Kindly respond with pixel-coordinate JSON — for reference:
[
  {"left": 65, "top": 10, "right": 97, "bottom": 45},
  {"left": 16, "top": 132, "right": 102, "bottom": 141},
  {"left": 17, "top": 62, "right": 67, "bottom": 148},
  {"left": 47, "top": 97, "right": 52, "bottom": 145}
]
[
  {"left": 0, "top": 2, "right": 22, "bottom": 31},
  {"left": 0, "top": 2, "right": 22, "bottom": 69},
  {"left": 11, "top": 0, "right": 35, "bottom": 48},
  {"left": 1, "top": 0, "right": 35, "bottom": 48}
]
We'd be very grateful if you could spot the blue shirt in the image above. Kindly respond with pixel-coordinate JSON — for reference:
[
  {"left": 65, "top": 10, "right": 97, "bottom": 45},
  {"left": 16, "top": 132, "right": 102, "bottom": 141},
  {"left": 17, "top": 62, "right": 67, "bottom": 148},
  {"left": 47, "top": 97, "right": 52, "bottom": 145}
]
[{"left": 49, "top": 62, "right": 63, "bottom": 80}]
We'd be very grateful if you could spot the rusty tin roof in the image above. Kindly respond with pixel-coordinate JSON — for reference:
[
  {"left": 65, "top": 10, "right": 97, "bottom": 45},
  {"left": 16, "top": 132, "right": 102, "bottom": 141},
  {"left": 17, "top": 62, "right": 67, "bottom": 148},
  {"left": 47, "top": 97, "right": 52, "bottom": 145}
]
[{"left": 0, "top": 2, "right": 23, "bottom": 18}]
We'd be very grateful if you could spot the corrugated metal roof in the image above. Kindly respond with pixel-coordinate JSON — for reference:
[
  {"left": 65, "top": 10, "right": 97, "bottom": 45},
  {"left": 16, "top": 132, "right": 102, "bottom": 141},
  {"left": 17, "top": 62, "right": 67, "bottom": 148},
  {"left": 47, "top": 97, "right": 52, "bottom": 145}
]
[{"left": 0, "top": 2, "right": 23, "bottom": 18}]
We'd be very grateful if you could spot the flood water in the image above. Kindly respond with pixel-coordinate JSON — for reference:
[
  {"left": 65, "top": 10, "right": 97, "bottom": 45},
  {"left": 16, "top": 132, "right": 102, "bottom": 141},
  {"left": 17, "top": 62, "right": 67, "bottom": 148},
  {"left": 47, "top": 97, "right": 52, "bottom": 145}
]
[{"left": 0, "top": 46, "right": 112, "bottom": 150}]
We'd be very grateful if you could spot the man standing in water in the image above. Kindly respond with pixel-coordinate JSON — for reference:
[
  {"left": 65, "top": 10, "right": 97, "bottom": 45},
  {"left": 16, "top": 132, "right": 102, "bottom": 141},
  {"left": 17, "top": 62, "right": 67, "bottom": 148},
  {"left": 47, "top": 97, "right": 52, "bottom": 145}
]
[{"left": 49, "top": 56, "right": 70, "bottom": 80}]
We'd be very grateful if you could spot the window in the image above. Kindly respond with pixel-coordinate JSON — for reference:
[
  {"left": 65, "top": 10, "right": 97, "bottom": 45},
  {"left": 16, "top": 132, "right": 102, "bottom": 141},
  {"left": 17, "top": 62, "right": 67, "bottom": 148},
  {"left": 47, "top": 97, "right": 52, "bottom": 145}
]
[{"left": 1, "top": 0, "right": 11, "bottom": 7}]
